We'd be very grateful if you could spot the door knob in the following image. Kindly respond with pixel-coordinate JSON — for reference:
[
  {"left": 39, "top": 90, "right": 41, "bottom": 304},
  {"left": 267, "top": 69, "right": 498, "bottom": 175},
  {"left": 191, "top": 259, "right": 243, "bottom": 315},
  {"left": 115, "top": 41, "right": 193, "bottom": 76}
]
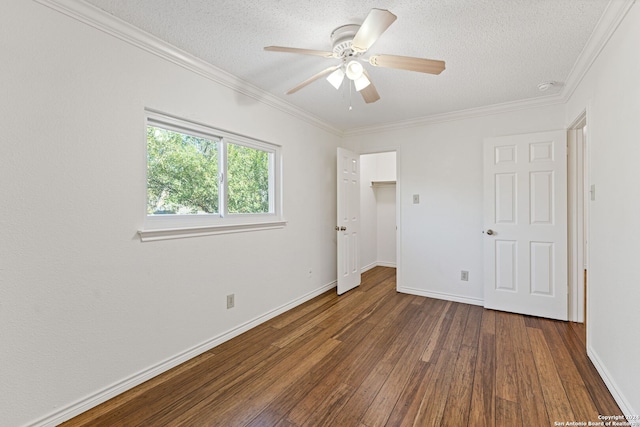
[
  {"left": 341, "top": 226, "right": 347, "bottom": 231},
  {"left": 485, "top": 229, "right": 494, "bottom": 235}
]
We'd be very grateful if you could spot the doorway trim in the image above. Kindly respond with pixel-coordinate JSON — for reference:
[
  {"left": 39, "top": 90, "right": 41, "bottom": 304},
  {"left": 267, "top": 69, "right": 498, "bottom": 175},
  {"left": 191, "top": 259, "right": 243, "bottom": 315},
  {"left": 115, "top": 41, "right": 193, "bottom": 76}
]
[
  {"left": 357, "top": 147, "right": 401, "bottom": 290},
  {"left": 568, "top": 109, "right": 589, "bottom": 323}
]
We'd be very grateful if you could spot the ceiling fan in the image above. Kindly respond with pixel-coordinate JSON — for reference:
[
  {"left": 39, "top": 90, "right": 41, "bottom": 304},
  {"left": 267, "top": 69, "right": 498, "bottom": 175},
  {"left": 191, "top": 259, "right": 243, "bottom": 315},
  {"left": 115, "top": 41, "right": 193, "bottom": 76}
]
[{"left": 264, "top": 8, "right": 445, "bottom": 104}]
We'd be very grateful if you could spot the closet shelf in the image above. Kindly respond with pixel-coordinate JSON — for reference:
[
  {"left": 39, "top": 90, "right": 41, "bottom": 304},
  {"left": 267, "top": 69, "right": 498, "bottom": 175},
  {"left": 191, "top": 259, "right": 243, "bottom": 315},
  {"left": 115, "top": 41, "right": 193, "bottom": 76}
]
[{"left": 371, "top": 180, "right": 396, "bottom": 188}]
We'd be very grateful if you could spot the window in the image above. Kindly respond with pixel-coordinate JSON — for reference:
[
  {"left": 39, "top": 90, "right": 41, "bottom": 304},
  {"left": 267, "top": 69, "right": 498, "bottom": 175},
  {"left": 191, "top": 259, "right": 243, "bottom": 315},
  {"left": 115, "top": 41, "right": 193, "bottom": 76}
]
[
  {"left": 147, "top": 126, "right": 221, "bottom": 215},
  {"left": 140, "top": 110, "right": 284, "bottom": 240}
]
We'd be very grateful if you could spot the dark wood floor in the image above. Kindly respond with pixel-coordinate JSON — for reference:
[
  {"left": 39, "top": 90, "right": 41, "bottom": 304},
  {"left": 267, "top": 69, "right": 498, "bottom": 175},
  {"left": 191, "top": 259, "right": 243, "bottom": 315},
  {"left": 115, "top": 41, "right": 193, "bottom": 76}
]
[{"left": 63, "top": 267, "right": 621, "bottom": 426}]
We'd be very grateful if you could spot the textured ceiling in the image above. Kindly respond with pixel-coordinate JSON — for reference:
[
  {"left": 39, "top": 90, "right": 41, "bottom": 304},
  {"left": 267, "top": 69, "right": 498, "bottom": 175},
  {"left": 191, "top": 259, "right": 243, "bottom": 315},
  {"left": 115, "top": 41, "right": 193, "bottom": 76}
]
[{"left": 83, "top": 0, "right": 610, "bottom": 131}]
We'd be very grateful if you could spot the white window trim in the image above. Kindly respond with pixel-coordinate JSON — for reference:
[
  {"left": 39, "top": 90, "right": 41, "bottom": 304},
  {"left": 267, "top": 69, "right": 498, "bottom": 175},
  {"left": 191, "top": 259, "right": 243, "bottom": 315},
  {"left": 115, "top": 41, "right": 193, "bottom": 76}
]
[
  {"left": 138, "top": 220, "right": 287, "bottom": 242},
  {"left": 139, "top": 110, "right": 285, "bottom": 241}
]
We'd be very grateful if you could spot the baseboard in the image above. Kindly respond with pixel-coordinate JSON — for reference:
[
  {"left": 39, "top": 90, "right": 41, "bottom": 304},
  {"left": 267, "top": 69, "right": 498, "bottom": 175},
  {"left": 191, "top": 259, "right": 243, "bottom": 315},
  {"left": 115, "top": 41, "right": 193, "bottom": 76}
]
[
  {"left": 376, "top": 261, "right": 397, "bottom": 268},
  {"left": 361, "top": 262, "right": 377, "bottom": 273},
  {"left": 587, "top": 345, "right": 635, "bottom": 417},
  {"left": 397, "top": 286, "right": 484, "bottom": 307},
  {"left": 361, "top": 261, "right": 397, "bottom": 273},
  {"left": 27, "top": 280, "right": 337, "bottom": 427}
]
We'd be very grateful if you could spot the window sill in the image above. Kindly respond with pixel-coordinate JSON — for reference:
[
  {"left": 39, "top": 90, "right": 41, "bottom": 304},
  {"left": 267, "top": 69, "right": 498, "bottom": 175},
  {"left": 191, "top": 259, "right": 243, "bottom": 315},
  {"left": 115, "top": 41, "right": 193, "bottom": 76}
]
[{"left": 138, "top": 220, "right": 287, "bottom": 242}]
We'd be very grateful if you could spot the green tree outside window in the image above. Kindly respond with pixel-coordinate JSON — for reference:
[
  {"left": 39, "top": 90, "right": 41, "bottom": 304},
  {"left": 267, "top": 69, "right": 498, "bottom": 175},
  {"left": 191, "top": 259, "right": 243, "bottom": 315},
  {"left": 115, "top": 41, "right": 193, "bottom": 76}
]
[{"left": 147, "top": 125, "right": 271, "bottom": 216}]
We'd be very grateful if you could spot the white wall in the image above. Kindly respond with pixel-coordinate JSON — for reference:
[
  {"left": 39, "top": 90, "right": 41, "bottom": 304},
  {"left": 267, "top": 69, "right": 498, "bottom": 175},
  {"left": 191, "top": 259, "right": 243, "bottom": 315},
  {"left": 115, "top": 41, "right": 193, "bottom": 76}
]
[
  {"left": 359, "top": 152, "right": 397, "bottom": 270},
  {"left": 373, "top": 152, "right": 397, "bottom": 182},
  {"left": 0, "top": 2, "right": 340, "bottom": 426},
  {"left": 565, "top": 2, "right": 640, "bottom": 416},
  {"left": 359, "top": 154, "right": 378, "bottom": 270},
  {"left": 376, "top": 185, "right": 397, "bottom": 266},
  {"left": 345, "top": 105, "right": 566, "bottom": 305}
]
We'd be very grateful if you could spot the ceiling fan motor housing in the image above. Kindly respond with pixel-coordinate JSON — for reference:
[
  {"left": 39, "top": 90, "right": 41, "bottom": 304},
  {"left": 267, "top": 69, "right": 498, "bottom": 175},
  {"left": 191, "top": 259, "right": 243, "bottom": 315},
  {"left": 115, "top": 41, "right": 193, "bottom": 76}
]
[{"left": 331, "top": 24, "right": 360, "bottom": 58}]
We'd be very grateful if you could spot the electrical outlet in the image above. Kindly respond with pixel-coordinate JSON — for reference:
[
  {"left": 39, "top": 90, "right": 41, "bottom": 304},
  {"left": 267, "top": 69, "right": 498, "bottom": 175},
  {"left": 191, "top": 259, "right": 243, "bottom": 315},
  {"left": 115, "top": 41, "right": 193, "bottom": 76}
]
[
  {"left": 413, "top": 194, "right": 420, "bottom": 204},
  {"left": 461, "top": 271, "right": 469, "bottom": 281},
  {"left": 226, "top": 294, "right": 235, "bottom": 309}
]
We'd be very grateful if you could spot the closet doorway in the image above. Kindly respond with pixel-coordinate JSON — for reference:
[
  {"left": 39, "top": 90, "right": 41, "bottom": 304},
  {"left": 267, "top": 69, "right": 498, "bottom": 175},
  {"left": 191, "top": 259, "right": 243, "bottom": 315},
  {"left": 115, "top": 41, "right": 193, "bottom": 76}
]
[{"left": 359, "top": 151, "right": 397, "bottom": 272}]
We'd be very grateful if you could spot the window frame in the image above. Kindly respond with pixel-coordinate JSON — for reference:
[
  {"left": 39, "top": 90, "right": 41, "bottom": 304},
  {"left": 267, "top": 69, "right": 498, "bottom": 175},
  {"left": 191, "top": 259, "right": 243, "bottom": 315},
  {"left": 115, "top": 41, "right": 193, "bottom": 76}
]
[{"left": 140, "top": 110, "right": 284, "bottom": 241}]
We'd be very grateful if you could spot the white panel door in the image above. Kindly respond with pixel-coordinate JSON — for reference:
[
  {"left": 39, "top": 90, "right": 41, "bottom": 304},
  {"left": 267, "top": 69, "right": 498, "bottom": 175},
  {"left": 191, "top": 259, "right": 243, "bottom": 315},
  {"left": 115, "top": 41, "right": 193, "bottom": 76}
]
[
  {"left": 337, "top": 147, "right": 361, "bottom": 295},
  {"left": 483, "top": 130, "right": 568, "bottom": 320}
]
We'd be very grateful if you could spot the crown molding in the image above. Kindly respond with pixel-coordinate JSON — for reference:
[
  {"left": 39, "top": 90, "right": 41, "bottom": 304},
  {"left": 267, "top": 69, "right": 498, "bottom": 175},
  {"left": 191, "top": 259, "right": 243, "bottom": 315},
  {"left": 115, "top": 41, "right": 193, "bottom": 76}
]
[
  {"left": 33, "top": 0, "right": 343, "bottom": 137},
  {"left": 33, "top": 0, "right": 636, "bottom": 138},
  {"left": 561, "top": 0, "right": 637, "bottom": 101},
  {"left": 343, "top": 95, "right": 566, "bottom": 137},
  {"left": 345, "top": 0, "right": 636, "bottom": 137}
]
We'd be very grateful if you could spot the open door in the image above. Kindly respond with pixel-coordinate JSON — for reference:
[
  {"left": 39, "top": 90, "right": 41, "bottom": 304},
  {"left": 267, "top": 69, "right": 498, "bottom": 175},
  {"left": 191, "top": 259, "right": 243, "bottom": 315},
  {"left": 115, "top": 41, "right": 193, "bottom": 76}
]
[
  {"left": 483, "top": 130, "right": 568, "bottom": 320},
  {"left": 337, "top": 147, "right": 361, "bottom": 294}
]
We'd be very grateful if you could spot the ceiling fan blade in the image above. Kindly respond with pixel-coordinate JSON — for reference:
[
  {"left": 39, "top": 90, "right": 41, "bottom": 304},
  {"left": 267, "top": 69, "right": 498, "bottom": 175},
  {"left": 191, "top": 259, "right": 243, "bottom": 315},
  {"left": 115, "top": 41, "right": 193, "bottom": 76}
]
[
  {"left": 286, "top": 65, "right": 341, "bottom": 95},
  {"left": 360, "top": 69, "right": 380, "bottom": 104},
  {"left": 351, "top": 9, "right": 397, "bottom": 53},
  {"left": 369, "top": 54, "right": 445, "bottom": 74},
  {"left": 264, "top": 46, "right": 336, "bottom": 58}
]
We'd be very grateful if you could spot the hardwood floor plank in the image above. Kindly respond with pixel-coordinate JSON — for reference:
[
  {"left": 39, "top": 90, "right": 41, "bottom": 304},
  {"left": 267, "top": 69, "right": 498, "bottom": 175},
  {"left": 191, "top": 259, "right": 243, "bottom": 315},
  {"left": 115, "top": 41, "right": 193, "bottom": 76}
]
[
  {"left": 564, "top": 381, "right": 601, "bottom": 424},
  {"left": 142, "top": 327, "right": 326, "bottom": 426},
  {"left": 495, "top": 312, "right": 519, "bottom": 402},
  {"left": 272, "top": 290, "right": 361, "bottom": 348},
  {"left": 480, "top": 308, "right": 496, "bottom": 335},
  {"left": 461, "top": 304, "right": 484, "bottom": 348},
  {"left": 300, "top": 382, "right": 354, "bottom": 427},
  {"left": 496, "top": 397, "right": 522, "bottom": 427},
  {"left": 537, "top": 318, "right": 586, "bottom": 386},
  {"left": 270, "top": 321, "right": 378, "bottom": 425},
  {"left": 286, "top": 293, "right": 414, "bottom": 425},
  {"left": 384, "top": 360, "right": 434, "bottom": 427},
  {"left": 568, "top": 321, "right": 587, "bottom": 348},
  {"left": 61, "top": 267, "right": 623, "bottom": 427},
  {"left": 412, "top": 349, "right": 458, "bottom": 426},
  {"left": 441, "top": 344, "right": 477, "bottom": 427},
  {"left": 360, "top": 299, "right": 449, "bottom": 427},
  {"left": 58, "top": 351, "right": 216, "bottom": 426},
  {"left": 468, "top": 331, "right": 495, "bottom": 427},
  {"left": 271, "top": 271, "right": 392, "bottom": 349},
  {"left": 354, "top": 281, "right": 409, "bottom": 326},
  {"left": 269, "top": 289, "right": 337, "bottom": 329},
  {"left": 420, "top": 300, "right": 453, "bottom": 362},
  {"left": 442, "top": 303, "right": 470, "bottom": 353},
  {"left": 67, "top": 332, "right": 287, "bottom": 427},
  {"left": 510, "top": 315, "right": 550, "bottom": 426},
  {"left": 523, "top": 314, "right": 544, "bottom": 329},
  {"left": 174, "top": 334, "right": 341, "bottom": 426},
  {"left": 527, "top": 326, "right": 576, "bottom": 423},
  {"left": 327, "top": 302, "right": 427, "bottom": 426},
  {"left": 552, "top": 321, "right": 623, "bottom": 416}
]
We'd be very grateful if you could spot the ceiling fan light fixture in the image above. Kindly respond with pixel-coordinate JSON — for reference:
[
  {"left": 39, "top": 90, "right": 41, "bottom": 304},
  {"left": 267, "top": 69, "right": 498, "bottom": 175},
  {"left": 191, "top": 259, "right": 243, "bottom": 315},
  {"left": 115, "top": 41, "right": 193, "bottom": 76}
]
[
  {"left": 354, "top": 74, "right": 371, "bottom": 91},
  {"left": 264, "top": 8, "right": 445, "bottom": 104},
  {"left": 326, "top": 68, "right": 345, "bottom": 90},
  {"left": 345, "top": 60, "right": 364, "bottom": 80}
]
